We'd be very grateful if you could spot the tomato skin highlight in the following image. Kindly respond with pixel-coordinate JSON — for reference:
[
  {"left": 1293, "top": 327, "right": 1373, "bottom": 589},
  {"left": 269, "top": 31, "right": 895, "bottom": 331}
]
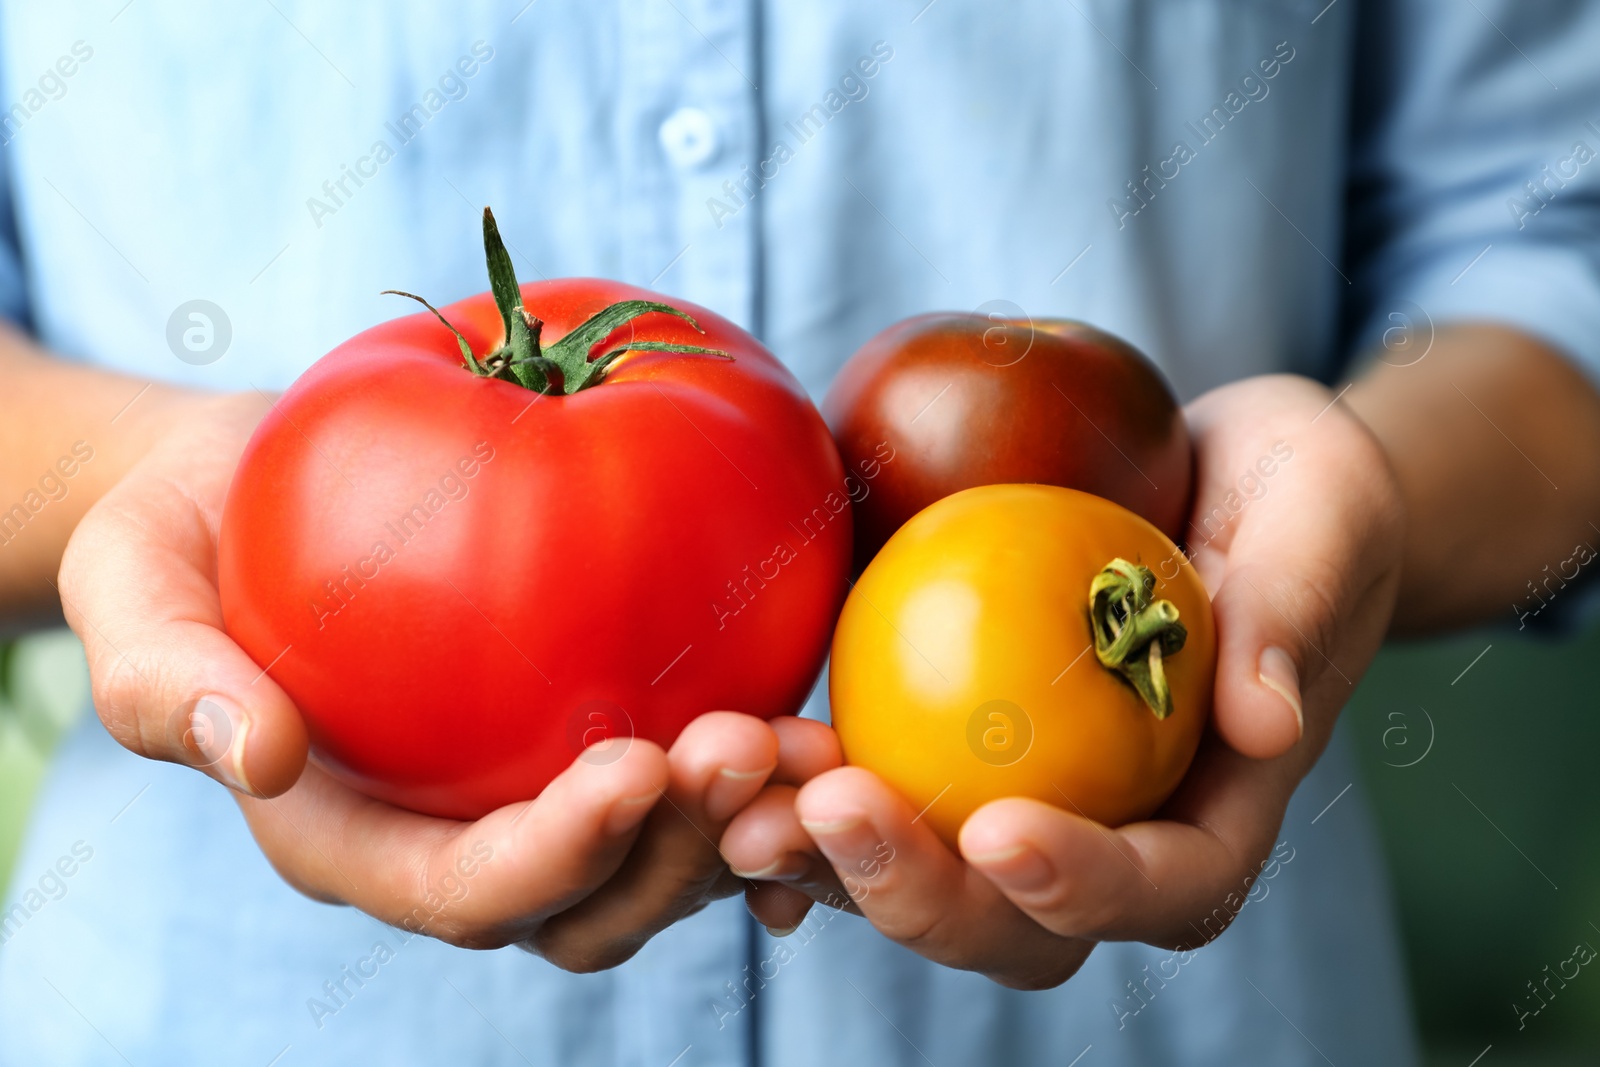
[
  {"left": 823, "top": 314, "right": 1193, "bottom": 572},
  {"left": 219, "top": 278, "right": 851, "bottom": 820},
  {"left": 829, "top": 484, "right": 1214, "bottom": 847}
]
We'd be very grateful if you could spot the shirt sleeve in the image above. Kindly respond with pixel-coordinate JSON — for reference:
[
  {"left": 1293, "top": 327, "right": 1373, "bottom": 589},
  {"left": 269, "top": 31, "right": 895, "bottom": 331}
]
[
  {"left": 0, "top": 135, "right": 31, "bottom": 330},
  {"left": 1344, "top": 0, "right": 1600, "bottom": 384}
]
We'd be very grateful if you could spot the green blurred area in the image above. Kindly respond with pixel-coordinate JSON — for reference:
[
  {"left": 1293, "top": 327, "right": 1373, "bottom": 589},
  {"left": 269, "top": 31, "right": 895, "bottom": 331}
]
[
  {"left": 1344, "top": 619, "right": 1600, "bottom": 1064},
  {"left": 0, "top": 631, "right": 89, "bottom": 895},
  {"left": 1, "top": 623, "right": 1598, "bottom": 1061}
]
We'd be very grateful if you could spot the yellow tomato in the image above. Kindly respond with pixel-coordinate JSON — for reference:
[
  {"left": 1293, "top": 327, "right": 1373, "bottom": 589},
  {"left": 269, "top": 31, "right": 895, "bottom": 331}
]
[{"left": 830, "top": 484, "right": 1215, "bottom": 846}]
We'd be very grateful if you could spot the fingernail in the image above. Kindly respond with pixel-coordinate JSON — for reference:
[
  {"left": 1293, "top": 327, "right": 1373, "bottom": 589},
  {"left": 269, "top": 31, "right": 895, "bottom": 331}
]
[
  {"left": 799, "top": 814, "right": 875, "bottom": 869},
  {"left": 1258, "top": 647, "right": 1304, "bottom": 738},
  {"left": 730, "top": 859, "right": 785, "bottom": 879},
  {"left": 191, "top": 696, "right": 255, "bottom": 795},
  {"left": 705, "top": 764, "right": 774, "bottom": 823},
  {"left": 730, "top": 853, "right": 809, "bottom": 881},
  {"left": 968, "top": 843, "right": 1054, "bottom": 892},
  {"left": 799, "top": 815, "right": 864, "bottom": 836},
  {"left": 605, "top": 792, "right": 657, "bottom": 835},
  {"left": 764, "top": 923, "right": 799, "bottom": 938}
]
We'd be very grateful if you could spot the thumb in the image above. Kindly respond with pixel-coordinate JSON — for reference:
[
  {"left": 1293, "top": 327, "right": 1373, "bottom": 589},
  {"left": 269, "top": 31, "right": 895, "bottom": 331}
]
[
  {"left": 1208, "top": 562, "right": 1331, "bottom": 760},
  {"left": 1203, "top": 451, "right": 1399, "bottom": 760},
  {"left": 1181, "top": 375, "right": 1406, "bottom": 763},
  {"left": 58, "top": 450, "right": 308, "bottom": 797}
]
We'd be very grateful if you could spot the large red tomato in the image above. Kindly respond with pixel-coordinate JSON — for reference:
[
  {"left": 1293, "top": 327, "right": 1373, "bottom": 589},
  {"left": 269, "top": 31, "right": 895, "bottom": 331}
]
[
  {"left": 824, "top": 314, "right": 1192, "bottom": 572},
  {"left": 219, "top": 209, "right": 851, "bottom": 819}
]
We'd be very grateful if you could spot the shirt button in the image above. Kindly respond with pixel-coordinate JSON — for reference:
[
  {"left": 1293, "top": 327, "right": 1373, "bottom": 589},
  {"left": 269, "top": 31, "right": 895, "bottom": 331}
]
[{"left": 658, "top": 107, "right": 719, "bottom": 169}]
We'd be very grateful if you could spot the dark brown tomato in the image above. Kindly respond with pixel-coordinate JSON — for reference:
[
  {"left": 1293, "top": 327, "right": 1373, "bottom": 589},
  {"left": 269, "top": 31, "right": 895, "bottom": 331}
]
[{"left": 823, "top": 313, "right": 1192, "bottom": 572}]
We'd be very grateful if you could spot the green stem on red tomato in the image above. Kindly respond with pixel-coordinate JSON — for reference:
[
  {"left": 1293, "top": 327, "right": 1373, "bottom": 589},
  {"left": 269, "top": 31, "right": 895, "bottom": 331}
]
[
  {"left": 1089, "top": 558, "right": 1188, "bottom": 719},
  {"left": 383, "top": 207, "right": 731, "bottom": 396}
]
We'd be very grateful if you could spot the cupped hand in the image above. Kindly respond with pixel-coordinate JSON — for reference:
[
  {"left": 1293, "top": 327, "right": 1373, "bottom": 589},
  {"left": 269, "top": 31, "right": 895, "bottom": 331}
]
[
  {"left": 722, "top": 374, "right": 1405, "bottom": 988},
  {"left": 56, "top": 391, "right": 802, "bottom": 968}
]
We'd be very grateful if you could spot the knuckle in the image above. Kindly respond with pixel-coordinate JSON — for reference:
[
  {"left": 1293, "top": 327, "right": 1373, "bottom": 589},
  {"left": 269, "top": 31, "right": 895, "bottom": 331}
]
[
  {"left": 1007, "top": 840, "right": 1153, "bottom": 941},
  {"left": 390, "top": 902, "right": 517, "bottom": 951},
  {"left": 1297, "top": 577, "right": 1347, "bottom": 657},
  {"left": 55, "top": 517, "right": 99, "bottom": 603},
  {"left": 395, "top": 858, "right": 511, "bottom": 951},
  {"left": 873, "top": 904, "right": 952, "bottom": 950},
  {"left": 992, "top": 956, "right": 1085, "bottom": 992},
  {"left": 526, "top": 926, "right": 641, "bottom": 973},
  {"left": 89, "top": 649, "right": 160, "bottom": 760},
  {"left": 1251, "top": 564, "right": 1344, "bottom": 665},
  {"left": 1031, "top": 882, "right": 1125, "bottom": 941},
  {"left": 432, "top": 922, "right": 514, "bottom": 952}
]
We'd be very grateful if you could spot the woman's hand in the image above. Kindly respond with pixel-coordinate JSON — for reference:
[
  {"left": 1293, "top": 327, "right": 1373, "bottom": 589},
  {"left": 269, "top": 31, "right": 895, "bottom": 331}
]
[
  {"left": 56, "top": 391, "right": 801, "bottom": 969},
  {"left": 722, "top": 374, "right": 1405, "bottom": 988}
]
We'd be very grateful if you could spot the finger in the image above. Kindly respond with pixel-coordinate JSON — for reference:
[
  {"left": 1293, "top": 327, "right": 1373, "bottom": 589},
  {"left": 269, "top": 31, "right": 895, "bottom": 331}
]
[
  {"left": 238, "top": 736, "right": 671, "bottom": 950},
  {"left": 744, "top": 880, "right": 816, "bottom": 934},
  {"left": 796, "top": 767, "right": 1091, "bottom": 989},
  {"left": 1207, "top": 499, "right": 1398, "bottom": 759},
  {"left": 770, "top": 715, "right": 843, "bottom": 785},
  {"left": 714, "top": 715, "right": 840, "bottom": 885},
  {"left": 960, "top": 735, "right": 1291, "bottom": 947},
  {"left": 1201, "top": 572, "right": 1304, "bottom": 759},
  {"left": 723, "top": 784, "right": 856, "bottom": 919},
  {"left": 1188, "top": 388, "right": 1402, "bottom": 759},
  {"left": 59, "top": 422, "right": 307, "bottom": 796},
  {"left": 722, "top": 784, "right": 815, "bottom": 878},
  {"left": 528, "top": 712, "right": 778, "bottom": 969}
]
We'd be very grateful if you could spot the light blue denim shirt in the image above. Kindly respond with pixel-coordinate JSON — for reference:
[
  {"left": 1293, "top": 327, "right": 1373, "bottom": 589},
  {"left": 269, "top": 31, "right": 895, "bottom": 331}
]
[{"left": 3, "top": 1, "right": 1599, "bottom": 1064}]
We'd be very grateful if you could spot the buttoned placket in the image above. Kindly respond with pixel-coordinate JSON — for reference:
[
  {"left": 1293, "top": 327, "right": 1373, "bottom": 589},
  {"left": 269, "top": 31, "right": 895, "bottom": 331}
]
[
  {"left": 614, "top": 0, "right": 762, "bottom": 334},
  {"left": 609, "top": 2, "right": 764, "bottom": 1066}
]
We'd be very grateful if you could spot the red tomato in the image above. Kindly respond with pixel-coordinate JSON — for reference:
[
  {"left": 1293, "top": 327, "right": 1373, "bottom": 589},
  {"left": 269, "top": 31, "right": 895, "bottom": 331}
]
[
  {"left": 824, "top": 314, "right": 1192, "bottom": 572},
  {"left": 219, "top": 210, "right": 850, "bottom": 819}
]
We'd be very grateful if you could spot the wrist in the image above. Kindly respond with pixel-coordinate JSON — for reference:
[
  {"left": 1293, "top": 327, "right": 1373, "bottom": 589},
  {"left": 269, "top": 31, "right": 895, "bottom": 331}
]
[
  {"left": 1329, "top": 375, "right": 1412, "bottom": 637},
  {"left": 0, "top": 376, "right": 259, "bottom": 627}
]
